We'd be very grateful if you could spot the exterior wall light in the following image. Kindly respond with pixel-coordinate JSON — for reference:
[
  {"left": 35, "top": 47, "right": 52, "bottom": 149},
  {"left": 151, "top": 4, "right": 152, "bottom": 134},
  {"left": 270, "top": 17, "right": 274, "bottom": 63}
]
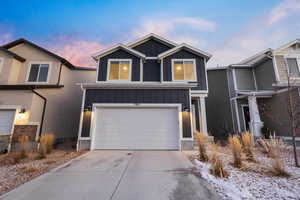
[
  {"left": 84, "top": 106, "right": 92, "bottom": 112},
  {"left": 19, "top": 108, "right": 26, "bottom": 113},
  {"left": 183, "top": 107, "right": 190, "bottom": 112}
]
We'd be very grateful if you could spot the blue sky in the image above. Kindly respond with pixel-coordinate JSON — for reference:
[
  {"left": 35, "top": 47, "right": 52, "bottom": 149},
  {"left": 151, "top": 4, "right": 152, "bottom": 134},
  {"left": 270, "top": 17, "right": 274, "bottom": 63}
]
[{"left": 0, "top": 0, "right": 299, "bottom": 67}]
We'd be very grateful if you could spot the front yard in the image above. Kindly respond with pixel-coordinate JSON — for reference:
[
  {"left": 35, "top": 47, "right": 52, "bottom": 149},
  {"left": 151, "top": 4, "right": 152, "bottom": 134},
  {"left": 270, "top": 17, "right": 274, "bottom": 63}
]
[
  {"left": 185, "top": 142, "right": 300, "bottom": 200},
  {"left": 0, "top": 150, "right": 85, "bottom": 195}
]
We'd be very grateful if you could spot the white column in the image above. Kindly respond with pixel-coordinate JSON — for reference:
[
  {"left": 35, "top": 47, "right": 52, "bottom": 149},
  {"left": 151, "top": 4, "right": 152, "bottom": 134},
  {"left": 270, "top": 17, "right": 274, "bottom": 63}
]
[
  {"left": 199, "top": 97, "right": 208, "bottom": 136},
  {"left": 248, "top": 95, "right": 263, "bottom": 137}
]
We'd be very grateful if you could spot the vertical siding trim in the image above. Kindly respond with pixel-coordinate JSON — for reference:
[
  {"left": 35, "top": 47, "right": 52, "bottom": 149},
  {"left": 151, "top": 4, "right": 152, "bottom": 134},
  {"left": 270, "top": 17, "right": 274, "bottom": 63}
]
[
  {"left": 272, "top": 56, "right": 280, "bottom": 82},
  {"left": 234, "top": 99, "right": 241, "bottom": 132},
  {"left": 76, "top": 88, "right": 86, "bottom": 151},
  {"left": 204, "top": 57, "right": 209, "bottom": 93},
  {"left": 252, "top": 69, "right": 258, "bottom": 90}
]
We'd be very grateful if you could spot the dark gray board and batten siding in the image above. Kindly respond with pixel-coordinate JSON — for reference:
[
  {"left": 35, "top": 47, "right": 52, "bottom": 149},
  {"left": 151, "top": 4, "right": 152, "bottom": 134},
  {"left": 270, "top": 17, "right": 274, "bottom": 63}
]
[
  {"left": 162, "top": 49, "right": 207, "bottom": 91},
  {"left": 132, "top": 38, "right": 174, "bottom": 57},
  {"left": 81, "top": 89, "right": 192, "bottom": 138}
]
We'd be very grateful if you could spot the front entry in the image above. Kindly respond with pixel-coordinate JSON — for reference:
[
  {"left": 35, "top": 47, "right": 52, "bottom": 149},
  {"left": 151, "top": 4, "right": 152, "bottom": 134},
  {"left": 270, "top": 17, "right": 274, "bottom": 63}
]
[{"left": 241, "top": 105, "right": 250, "bottom": 131}]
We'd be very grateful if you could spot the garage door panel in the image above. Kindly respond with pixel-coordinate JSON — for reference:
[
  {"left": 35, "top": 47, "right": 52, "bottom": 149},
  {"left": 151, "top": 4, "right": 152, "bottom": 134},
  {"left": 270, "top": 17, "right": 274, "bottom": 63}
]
[
  {"left": 92, "top": 107, "right": 180, "bottom": 150},
  {"left": 0, "top": 110, "right": 16, "bottom": 135}
]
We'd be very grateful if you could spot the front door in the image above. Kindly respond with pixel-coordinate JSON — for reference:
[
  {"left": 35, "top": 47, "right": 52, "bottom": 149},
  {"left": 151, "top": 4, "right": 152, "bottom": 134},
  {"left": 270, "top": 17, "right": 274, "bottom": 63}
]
[{"left": 242, "top": 105, "right": 250, "bottom": 131}]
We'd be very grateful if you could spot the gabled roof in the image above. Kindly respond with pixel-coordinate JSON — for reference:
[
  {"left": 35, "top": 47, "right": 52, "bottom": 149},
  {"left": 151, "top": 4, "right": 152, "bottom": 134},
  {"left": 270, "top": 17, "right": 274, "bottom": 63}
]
[
  {"left": 273, "top": 39, "right": 300, "bottom": 53},
  {"left": 237, "top": 48, "right": 273, "bottom": 65},
  {"left": 127, "top": 33, "right": 177, "bottom": 48},
  {"left": 0, "top": 47, "right": 26, "bottom": 62},
  {"left": 92, "top": 44, "right": 146, "bottom": 60},
  {"left": 2, "top": 38, "right": 75, "bottom": 69},
  {"left": 158, "top": 43, "right": 212, "bottom": 61}
]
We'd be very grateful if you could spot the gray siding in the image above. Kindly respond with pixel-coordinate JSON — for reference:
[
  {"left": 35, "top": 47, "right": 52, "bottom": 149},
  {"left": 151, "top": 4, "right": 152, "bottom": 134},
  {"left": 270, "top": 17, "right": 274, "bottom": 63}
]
[
  {"left": 132, "top": 38, "right": 173, "bottom": 57},
  {"left": 258, "top": 89, "right": 299, "bottom": 137},
  {"left": 206, "top": 69, "right": 234, "bottom": 139},
  {"left": 163, "top": 49, "right": 207, "bottom": 91},
  {"left": 235, "top": 68, "right": 256, "bottom": 90},
  {"left": 98, "top": 49, "right": 141, "bottom": 81},
  {"left": 81, "top": 89, "right": 192, "bottom": 138},
  {"left": 254, "top": 59, "right": 276, "bottom": 90},
  {"left": 143, "top": 59, "right": 161, "bottom": 81}
]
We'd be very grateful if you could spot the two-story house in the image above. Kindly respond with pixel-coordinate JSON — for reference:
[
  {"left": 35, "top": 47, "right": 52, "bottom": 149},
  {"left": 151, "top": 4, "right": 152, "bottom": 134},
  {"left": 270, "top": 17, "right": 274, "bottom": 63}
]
[
  {"left": 77, "top": 34, "right": 212, "bottom": 150},
  {"left": 206, "top": 39, "right": 300, "bottom": 140},
  {"left": 0, "top": 39, "right": 95, "bottom": 152}
]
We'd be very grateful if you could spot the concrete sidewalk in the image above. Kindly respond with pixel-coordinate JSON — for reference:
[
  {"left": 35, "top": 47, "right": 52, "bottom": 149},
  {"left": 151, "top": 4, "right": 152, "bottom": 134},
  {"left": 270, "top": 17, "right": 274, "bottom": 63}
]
[{"left": 0, "top": 151, "right": 220, "bottom": 200}]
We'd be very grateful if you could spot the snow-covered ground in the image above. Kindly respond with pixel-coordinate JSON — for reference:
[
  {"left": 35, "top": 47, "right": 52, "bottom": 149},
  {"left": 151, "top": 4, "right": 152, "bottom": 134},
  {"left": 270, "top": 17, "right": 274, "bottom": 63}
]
[{"left": 185, "top": 147, "right": 300, "bottom": 200}]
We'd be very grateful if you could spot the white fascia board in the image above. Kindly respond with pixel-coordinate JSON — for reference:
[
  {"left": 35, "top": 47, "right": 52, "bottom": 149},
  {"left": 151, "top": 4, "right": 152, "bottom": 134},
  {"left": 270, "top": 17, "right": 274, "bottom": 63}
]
[
  {"left": 127, "top": 33, "right": 178, "bottom": 48},
  {"left": 273, "top": 39, "right": 300, "bottom": 54},
  {"left": 237, "top": 48, "right": 273, "bottom": 65},
  {"left": 158, "top": 43, "right": 212, "bottom": 60},
  {"left": 92, "top": 44, "right": 146, "bottom": 60},
  {"left": 78, "top": 82, "right": 198, "bottom": 89}
]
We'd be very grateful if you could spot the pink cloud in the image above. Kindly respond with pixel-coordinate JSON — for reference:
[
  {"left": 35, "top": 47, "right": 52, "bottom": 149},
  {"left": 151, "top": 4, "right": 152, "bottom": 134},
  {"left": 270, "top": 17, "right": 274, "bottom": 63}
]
[{"left": 50, "top": 37, "right": 105, "bottom": 67}]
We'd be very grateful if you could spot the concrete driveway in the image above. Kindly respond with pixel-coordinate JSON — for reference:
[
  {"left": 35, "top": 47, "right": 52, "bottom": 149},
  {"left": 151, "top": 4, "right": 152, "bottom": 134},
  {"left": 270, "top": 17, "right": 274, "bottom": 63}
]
[{"left": 0, "top": 151, "right": 219, "bottom": 200}]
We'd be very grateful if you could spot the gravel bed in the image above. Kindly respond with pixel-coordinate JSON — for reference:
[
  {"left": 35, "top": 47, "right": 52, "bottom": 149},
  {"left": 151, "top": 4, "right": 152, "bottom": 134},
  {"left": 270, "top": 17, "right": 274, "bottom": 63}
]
[
  {"left": 185, "top": 147, "right": 300, "bottom": 200},
  {"left": 0, "top": 150, "right": 86, "bottom": 195}
]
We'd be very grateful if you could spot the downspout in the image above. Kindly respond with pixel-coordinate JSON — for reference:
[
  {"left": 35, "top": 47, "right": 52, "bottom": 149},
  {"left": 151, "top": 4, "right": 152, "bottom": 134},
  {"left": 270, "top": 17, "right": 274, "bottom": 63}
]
[{"left": 32, "top": 89, "right": 47, "bottom": 137}]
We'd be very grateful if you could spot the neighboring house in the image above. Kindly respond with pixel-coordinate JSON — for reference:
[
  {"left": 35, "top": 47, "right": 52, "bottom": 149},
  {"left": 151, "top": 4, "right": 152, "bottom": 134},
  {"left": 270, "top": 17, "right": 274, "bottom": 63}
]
[
  {"left": 77, "top": 34, "right": 212, "bottom": 150},
  {"left": 206, "top": 39, "right": 300, "bottom": 140},
  {"left": 0, "top": 38, "right": 95, "bottom": 152}
]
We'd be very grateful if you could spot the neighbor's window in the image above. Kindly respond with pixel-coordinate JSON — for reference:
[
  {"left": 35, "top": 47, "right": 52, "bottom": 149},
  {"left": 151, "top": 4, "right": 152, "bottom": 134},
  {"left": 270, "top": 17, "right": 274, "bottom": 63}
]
[
  {"left": 0, "top": 57, "right": 3, "bottom": 73},
  {"left": 172, "top": 59, "right": 196, "bottom": 81},
  {"left": 286, "top": 58, "right": 300, "bottom": 77},
  {"left": 108, "top": 60, "right": 131, "bottom": 81},
  {"left": 27, "top": 63, "right": 50, "bottom": 82}
]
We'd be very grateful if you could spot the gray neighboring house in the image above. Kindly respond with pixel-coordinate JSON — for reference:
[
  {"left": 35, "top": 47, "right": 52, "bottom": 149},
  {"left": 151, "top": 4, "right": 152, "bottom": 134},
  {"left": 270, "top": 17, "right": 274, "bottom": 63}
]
[
  {"left": 0, "top": 38, "right": 95, "bottom": 152},
  {"left": 206, "top": 39, "right": 300, "bottom": 140},
  {"left": 77, "top": 33, "right": 212, "bottom": 151}
]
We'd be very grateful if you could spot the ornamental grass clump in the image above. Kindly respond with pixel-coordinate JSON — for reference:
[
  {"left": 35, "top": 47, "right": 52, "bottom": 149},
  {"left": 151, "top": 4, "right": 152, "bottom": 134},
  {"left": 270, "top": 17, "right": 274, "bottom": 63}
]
[
  {"left": 44, "top": 134, "right": 55, "bottom": 154},
  {"left": 18, "top": 135, "right": 30, "bottom": 159},
  {"left": 228, "top": 135, "right": 243, "bottom": 168},
  {"left": 241, "top": 132, "right": 255, "bottom": 162},
  {"left": 209, "top": 143, "right": 229, "bottom": 178},
  {"left": 195, "top": 131, "right": 209, "bottom": 162}
]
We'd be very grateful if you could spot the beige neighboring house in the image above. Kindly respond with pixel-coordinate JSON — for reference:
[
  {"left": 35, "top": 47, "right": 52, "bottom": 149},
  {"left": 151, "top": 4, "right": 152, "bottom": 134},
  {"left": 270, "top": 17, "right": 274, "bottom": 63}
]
[{"left": 0, "top": 39, "right": 95, "bottom": 152}]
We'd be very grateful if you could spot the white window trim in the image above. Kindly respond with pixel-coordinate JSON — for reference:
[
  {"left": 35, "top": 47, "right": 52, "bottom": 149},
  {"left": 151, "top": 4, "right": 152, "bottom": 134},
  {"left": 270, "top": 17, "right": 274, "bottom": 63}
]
[
  {"left": 0, "top": 57, "right": 4, "bottom": 73},
  {"left": 25, "top": 61, "right": 52, "bottom": 84},
  {"left": 106, "top": 59, "right": 132, "bottom": 82},
  {"left": 171, "top": 59, "right": 197, "bottom": 82},
  {"left": 285, "top": 56, "right": 300, "bottom": 79}
]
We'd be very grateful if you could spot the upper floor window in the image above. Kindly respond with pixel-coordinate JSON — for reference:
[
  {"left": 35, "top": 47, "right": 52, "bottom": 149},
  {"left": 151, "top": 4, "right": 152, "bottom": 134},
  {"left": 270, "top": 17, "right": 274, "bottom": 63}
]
[
  {"left": 286, "top": 58, "right": 300, "bottom": 78},
  {"left": 27, "top": 62, "right": 50, "bottom": 83},
  {"left": 107, "top": 59, "right": 131, "bottom": 81},
  {"left": 172, "top": 59, "right": 196, "bottom": 81}
]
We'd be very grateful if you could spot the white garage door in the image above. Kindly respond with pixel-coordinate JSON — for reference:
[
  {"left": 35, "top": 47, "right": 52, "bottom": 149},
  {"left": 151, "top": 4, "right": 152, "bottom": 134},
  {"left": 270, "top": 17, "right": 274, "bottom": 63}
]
[
  {"left": 0, "top": 110, "right": 16, "bottom": 135},
  {"left": 92, "top": 106, "right": 180, "bottom": 150}
]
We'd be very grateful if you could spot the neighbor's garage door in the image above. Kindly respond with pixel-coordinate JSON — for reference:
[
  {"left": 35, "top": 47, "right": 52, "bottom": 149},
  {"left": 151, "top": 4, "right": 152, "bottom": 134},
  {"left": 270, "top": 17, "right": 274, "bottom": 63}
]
[
  {"left": 0, "top": 110, "right": 16, "bottom": 135},
  {"left": 92, "top": 107, "right": 180, "bottom": 150}
]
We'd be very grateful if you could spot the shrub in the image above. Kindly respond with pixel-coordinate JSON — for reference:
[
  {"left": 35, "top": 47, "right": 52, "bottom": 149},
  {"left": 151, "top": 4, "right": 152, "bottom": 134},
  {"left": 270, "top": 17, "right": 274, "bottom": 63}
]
[
  {"left": 241, "top": 132, "right": 255, "bottom": 161},
  {"left": 258, "top": 136, "right": 285, "bottom": 158},
  {"left": 44, "top": 134, "right": 55, "bottom": 154},
  {"left": 18, "top": 135, "right": 30, "bottom": 159},
  {"left": 209, "top": 144, "right": 229, "bottom": 178},
  {"left": 195, "top": 131, "right": 209, "bottom": 162},
  {"left": 271, "top": 157, "right": 290, "bottom": 177},
  {"left": 228, "top": 135, "right": 243, "bottom": 168}
]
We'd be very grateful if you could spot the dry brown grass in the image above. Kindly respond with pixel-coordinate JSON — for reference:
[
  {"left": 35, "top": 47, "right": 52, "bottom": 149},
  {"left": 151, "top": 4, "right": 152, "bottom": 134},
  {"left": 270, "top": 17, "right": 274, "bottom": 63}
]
[
  {"left": 258, "top": 136, "right": 285, "bottom": 158},
  {"left": 241, "top": 132, "right": 255, "bottom": 162},
  {"left": 18, "top": 136, "right": 30, "bottom": 159},
  {"left": 20, "top": 166, "right": 39, "bottom": 173},
  {"left": 0, "top": 153, "right": 23, "bottom": 166},
  {"left": 209, "top": 143, "right": 229, "bottom": 178},
  {"left": 43, "top": 134, "right": 55, "bottom": 154},
  {"left": 195, "top": 131, "right": 209, "bottom": 162},
  {"left": 271, "top": 157, "right": 290, "bottom": 177},
  {"left": 228, "top": 135, "right": 243, "bottom": 168}
]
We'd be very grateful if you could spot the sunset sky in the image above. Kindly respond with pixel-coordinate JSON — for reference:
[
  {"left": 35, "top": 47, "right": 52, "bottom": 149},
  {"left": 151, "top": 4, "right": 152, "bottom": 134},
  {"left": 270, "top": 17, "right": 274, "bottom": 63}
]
[{"left": 0, "top": 0, "right": 299, "bottom": 67}]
